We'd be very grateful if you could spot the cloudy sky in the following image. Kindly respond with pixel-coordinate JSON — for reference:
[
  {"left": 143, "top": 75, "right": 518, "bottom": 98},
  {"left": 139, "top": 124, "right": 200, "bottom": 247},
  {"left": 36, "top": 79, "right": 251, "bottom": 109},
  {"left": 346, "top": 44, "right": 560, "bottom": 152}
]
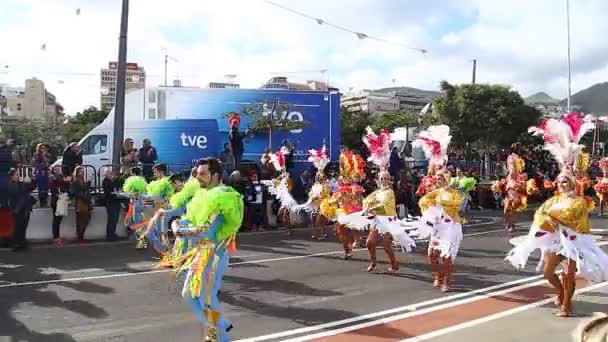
[{"left": 1, "top": 0, "right": 607, "bottom": 114}]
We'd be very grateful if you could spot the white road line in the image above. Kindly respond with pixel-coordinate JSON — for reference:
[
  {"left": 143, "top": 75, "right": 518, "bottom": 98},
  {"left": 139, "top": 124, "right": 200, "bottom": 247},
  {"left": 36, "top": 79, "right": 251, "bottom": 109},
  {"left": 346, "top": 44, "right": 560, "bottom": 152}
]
[
  {"left": 0, "top": 219, "right": 503, "bottom": 289},
  {"left": 279, "top": 278, "right": 554, "bottom": 342},
  {"left": 232, "top": 274, "right": 543, "bottom": 342},
  {"left": 257, "top": 240, "right": 608, "bottom": 342},
  {"left": 401, "top": 281, "right": 608, "bottom": 342}
]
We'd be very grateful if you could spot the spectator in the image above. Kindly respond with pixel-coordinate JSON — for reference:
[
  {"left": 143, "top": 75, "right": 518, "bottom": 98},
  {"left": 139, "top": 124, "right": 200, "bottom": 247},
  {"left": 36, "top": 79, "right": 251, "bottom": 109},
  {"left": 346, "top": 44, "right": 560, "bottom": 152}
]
[
  {"left": 7, "top": 169, "right": 36, "bottom": 251},
  {"left": 138, "top": 138, "right": 158, "bottom": 181},
  {"left": 49, "top": 167, "right": 70, "bottom": 245},
  {"left": 245, "top": 172, "right": 265, "bottom": 231},
  {"left": 229, "top": 118, "right": 247, "bottom": 170},
  {"left": 280, "top": 139, "right": 295, "bottom": 172},
  {"left": 0, "top": 138, "right": 17, "bottom": 207},
  {"left": 33, "top": 143, "right": 51, "bottom": 207},
  {"left": 389, "top": 147, "right": 403, "bottom": 181},
  {"left": 62, "top": 142, "right": 82, "bottom": 176},
  {"left": 70, "top": 166, "right": 91, "bottom": 241},
  {"left": 220, "top": 143, "right": 234, "bottom": 175},
  {"left": 102, "top": 168, "right": 121, "bottom": 241},
  {"left": 120, "top": 138, "right": 138, "bottom": 175},
  {"left": 228, "top": 170, "right": 247, "bottom": 197}
]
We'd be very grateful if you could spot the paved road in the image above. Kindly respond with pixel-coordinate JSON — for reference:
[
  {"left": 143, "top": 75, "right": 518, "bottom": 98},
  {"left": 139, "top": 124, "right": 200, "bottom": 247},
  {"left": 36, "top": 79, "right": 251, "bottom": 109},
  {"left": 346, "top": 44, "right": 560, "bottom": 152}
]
[{"left": 0, "top": 210, "right": 606, "bottom": 342}]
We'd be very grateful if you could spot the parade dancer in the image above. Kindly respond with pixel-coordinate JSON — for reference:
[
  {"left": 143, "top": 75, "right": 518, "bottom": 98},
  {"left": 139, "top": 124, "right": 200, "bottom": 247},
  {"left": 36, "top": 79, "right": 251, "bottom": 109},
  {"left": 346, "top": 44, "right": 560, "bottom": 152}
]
[
  {"left": 492, "top": 153, "right": 528, "bottom": 233},
  {"left": 418, "top": 170, "right": 463, "bottom": 292},
  {"left": 301, "top": 146, "right": 331, "bottom": 240},
  {"left": 262, "top": 151, "right": 298, "bottom": 235},
  {"left": 122, "top": 168, "right": 148, "bottom": 248},
  {"left": 594, "top": 158, "right": 608, "bottom": 216},
  {"left": 330, "top": 149, "right": 365, "bottom": 259},
  {"left": 340, "top": 128, "right": 417, "bottom": 272},
  {"left": 146, "top": 168, "right": 201, "bottom": 268},
  {"left": 507, "top": 113, "right": 608, "bottom": 318},
  {"left": 136, "top": 164, "right": 174, "bottom": 252},
  {"left": 171, "top": 158, "right": 243, "bottom": 341},
  {"left": 413, "top": 125, "right": 451, "bottom": 197}
]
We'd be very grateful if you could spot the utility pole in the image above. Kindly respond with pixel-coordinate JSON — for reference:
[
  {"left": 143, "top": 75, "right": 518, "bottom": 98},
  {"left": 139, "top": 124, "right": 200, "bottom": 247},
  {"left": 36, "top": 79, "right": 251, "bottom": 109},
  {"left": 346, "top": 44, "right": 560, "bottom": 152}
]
[
  {"left": 472, "top": 59, "right": 477, "bottom": 84},
  {"left": 164, "top": 54, "right": 168, "bottom": 86},
  {"left": 112, "top": 0, "right": 129, "bottom": 175},
  {"left": 566, "top": 0, "right": 572, "bottom": 112}
]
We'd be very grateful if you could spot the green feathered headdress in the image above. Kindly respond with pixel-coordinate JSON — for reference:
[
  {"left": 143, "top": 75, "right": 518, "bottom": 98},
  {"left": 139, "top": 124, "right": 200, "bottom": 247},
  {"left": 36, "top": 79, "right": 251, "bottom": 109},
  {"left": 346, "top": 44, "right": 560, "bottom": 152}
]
[
  {"left": 122, "top": 176, "right": 147, "bottom": 193},
  {"left": 169, "top": 177, "right": 200, "bottom": 209},
  {"left": 146, "top": 177, "right": 174, "bottom": 199}
]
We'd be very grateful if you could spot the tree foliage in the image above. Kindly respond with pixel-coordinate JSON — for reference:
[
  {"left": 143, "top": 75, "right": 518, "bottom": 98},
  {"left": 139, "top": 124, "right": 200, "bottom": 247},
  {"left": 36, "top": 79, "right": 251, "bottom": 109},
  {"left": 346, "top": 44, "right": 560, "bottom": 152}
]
[
  {"left": 433, "top": 81, "right": 542, "bottom": 150},
  {"left": 340, "top": 107, "right": 371, "bottom": 151},
  {"left": 371, "top": 110, "right": 419, "bottom": 133},
  {"left": 63, "top": 106, "right": 109, "bottom": 143}
]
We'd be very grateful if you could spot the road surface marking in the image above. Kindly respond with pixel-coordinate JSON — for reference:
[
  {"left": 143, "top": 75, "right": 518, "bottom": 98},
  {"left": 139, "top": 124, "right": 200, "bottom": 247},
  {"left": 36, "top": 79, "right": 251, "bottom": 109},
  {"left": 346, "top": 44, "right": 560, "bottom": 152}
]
[
  {"left": 239, "top": 239, "right": 608, "bottom": 342},
  {"left": 232, "top": 274, "right": 542, "bottom": 342},
  {"left": 400, "top": 281, "right": 608, "bottom": 342},
  {"left": 0, "top": 220, "right": 503, "bottom": 289}
]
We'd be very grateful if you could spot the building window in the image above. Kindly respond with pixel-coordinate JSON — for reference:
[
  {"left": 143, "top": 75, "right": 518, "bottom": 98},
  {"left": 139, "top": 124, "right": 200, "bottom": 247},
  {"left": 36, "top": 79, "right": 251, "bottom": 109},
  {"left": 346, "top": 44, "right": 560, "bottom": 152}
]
[
  {"left": 149, "top": 90, "right": 156, "bottom": 103},
  {"left": 148, "top": 108, "right": 156, "bottom": 119}
]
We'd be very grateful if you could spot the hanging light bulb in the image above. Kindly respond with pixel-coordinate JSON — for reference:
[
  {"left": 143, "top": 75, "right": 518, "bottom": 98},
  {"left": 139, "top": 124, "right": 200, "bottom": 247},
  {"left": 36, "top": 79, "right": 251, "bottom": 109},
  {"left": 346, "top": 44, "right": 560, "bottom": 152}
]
[{"left": 76, "top": 8, "right": 81, "bottom": 15}]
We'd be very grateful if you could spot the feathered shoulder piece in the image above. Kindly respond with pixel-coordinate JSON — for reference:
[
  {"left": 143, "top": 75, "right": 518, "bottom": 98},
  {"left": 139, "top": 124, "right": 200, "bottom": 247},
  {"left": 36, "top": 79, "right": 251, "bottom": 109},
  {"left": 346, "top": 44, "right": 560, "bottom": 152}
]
[
  {"left": 528, "top": 112, "right": 594, "bottom": 176},
  {"left": 339, "top": 149, "right": 364, "bottom": 182},
  {"left": 362, "top": 127, "right": 391, "bottom": 170},
  {"left": 413, "top": 125, "right": 451, "bottom": 170},
  {"left": 270, "top": 150, "right": 286, "bottom": 173},
  {"left": 308, "top": 145, "right": 329, "bottom": 174}
]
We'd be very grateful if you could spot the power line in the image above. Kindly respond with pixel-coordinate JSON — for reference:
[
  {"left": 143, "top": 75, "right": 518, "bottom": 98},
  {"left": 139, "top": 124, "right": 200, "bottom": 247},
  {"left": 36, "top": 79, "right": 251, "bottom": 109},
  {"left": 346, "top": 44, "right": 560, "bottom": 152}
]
[{"left": 262, "top": 0, "right": 427, "bottom": 54}]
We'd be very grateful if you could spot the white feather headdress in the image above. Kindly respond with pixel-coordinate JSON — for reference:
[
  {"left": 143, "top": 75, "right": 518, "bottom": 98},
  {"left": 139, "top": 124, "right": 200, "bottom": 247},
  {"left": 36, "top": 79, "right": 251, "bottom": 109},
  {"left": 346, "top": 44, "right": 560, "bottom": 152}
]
[
  {"left": 528, "top": 113, "right": 594, "bottom": 176},
  {"left": 307, "top": 145, "right": 329, "bottom": 174},
  {"left": 412, "top": 125, "right": 452, "bottom": 168}
]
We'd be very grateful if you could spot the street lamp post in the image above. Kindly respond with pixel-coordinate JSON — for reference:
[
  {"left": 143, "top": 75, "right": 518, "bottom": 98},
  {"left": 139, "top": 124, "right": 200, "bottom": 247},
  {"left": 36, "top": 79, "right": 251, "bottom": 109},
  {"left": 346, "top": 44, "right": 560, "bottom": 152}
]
[{"left": 112, "top": 0, "right": 129, "bottom": 175}]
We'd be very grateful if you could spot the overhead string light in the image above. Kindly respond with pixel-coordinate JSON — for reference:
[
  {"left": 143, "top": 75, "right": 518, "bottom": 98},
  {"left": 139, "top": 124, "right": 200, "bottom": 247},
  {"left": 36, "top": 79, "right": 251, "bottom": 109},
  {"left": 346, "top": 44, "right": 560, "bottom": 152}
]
[{"left": 263, "top": 0, "right": 427, "bottom": 55}]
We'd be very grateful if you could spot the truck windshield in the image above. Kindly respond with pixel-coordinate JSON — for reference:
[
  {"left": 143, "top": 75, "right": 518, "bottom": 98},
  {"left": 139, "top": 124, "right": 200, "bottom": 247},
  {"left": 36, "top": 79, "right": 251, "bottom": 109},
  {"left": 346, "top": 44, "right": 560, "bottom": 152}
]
[{"left": 81, "top": 135, "right": 108, "bottom": 155}]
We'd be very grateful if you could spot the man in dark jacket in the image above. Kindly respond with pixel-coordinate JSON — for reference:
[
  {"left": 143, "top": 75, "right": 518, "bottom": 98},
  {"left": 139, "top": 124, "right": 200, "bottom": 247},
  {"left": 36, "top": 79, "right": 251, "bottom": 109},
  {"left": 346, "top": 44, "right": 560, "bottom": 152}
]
[
  {"left": 138, "top": 139, "right": 158, "bottom": 181},
  {"left": 102, "top": 168, "right": 122, "bottom": 241},
  {"left": 7, "top": 169, "right": 36, "bottom": 251}
]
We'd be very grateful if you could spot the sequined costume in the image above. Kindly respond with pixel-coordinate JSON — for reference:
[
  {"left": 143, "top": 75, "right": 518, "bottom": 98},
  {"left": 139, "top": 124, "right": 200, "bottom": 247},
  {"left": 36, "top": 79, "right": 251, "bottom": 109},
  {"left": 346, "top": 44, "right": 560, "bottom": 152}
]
[
  {"left": 507, "top": 112, "right": 608, "bottom": 317},
  {"left": 492, "top": 153, "right": 530, "bottom": 232},
  {"left": 172, "top": 184, "right": 244, "bottom": 341},
  {"left": 594, "top": 158, "right": 608, "bottom": 215}
]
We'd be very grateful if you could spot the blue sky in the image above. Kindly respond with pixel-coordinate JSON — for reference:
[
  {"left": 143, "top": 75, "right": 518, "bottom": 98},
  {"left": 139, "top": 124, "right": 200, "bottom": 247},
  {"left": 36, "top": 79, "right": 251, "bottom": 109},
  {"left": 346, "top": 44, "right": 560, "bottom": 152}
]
[{"left": 1, "top": 0, "right": 608, "bottom": 114}]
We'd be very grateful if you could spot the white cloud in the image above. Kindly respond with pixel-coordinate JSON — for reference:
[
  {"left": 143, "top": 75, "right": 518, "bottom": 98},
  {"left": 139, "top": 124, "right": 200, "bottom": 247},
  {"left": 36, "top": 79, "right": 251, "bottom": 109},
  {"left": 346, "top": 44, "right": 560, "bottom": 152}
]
[{"left": 1, "top": 0, "right": 607, "bottom": 114}]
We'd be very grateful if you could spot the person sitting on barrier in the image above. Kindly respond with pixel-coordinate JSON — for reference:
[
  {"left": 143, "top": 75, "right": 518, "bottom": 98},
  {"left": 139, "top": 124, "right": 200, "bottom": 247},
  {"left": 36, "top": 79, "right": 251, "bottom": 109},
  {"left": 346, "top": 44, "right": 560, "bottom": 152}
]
[{"left": 170, "top": 157, "right": 243, "bottom": 341}]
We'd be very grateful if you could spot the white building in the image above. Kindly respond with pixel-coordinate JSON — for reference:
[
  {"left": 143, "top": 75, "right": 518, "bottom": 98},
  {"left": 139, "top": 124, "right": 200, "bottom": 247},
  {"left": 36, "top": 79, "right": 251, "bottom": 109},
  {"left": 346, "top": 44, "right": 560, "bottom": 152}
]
[{"left": 100, "top": 62, "right": 146, "bottom": 112}]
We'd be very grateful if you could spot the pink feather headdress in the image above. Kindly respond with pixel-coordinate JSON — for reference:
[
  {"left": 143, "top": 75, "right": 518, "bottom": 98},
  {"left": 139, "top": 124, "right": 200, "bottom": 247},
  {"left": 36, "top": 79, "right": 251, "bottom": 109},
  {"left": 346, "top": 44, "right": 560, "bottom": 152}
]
[
  {"left": 362, "top": 127, "right": 391, "bottom": 170},
  {"left": 413, "top": 125, "right": 452, "bottom": 169},
  {"left": 308, "top": 145, "right": 329, "bottom": 174},
  {"left": 270, "top": 150, "right": 286, "bottom": 172},
  {"left": 528, "top": 112, "right": 594, "bottom": 177}
]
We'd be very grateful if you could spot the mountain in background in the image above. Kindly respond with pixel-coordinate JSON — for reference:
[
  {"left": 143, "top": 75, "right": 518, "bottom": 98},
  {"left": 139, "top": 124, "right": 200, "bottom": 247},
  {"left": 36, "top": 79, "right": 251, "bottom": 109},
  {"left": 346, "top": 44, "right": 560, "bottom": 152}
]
[
  {"left": 373, "top": 86, "right": 442, "bottom": 99},
  {"left": 559, "top": 82, "right": 608, "bottom": 113},
  {"left": 525, "top": 92, "right": 559, "bottom": 105}
]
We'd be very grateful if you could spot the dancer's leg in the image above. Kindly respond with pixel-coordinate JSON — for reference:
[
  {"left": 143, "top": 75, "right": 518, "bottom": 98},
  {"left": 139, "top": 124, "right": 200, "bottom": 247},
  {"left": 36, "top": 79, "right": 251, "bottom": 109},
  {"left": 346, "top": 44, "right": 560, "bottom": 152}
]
[
  {"left": 366, "top": 228, "right": 378, "bottom": 272},
  {"left": 382, "top": 233, "right": 398, "bottom": 272},
  {"left": 543, "top": 252, "right": 564, "bottom": 306},
  {"left": 558, "top": 258, "right": 577, "bottom": 317}
]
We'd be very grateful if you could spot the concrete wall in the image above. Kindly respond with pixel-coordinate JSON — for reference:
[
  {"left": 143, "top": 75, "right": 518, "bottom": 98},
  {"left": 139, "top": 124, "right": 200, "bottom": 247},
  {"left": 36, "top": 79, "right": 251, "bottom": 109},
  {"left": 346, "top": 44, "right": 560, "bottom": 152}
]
[{"left": 25, "top": 200, "right": 308, "bottom": 242}]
